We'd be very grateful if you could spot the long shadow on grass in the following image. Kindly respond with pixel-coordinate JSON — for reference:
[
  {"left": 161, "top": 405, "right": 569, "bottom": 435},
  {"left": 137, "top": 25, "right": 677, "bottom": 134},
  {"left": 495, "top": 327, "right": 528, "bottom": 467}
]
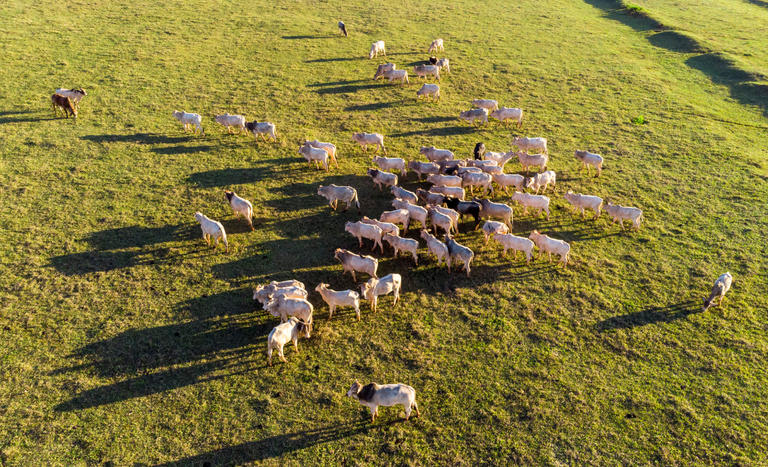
[
  {"left": 744, "top": 0, "right": 768, "bottom": 9},
  {"left": 81, "top": 133, "right": 199, "bottom": 145},
  {"left": 305, "top": 57, "right": 365, "bottom": 63},
  {"left": 595, "top": 300, "right": 700, "bottom": 331},
  {"left": 345, "top": 101, "right": 397, "bottom": 112},
  {"left": 306, "top": 79, "right": 366, "bottom": 87},
  {"left": 584, "top": 0, "right": 768, "bottom": 116},
  {"left": 390, "top": 126, "right": 478, "bottom": 137},
  {"left": 151, "top": 421, "right": 379, "bottom": 466},
  {"left": 188, "top": 157, "right": 300, "bottom": 188},
  {"left": 314, "top": 83, "right": 383, "bottom": 95},
  {"left": 282, "top": 35, "right": 333, "bottom": 40},
  {"left": 0, "top": 114, "right": 58, "bottom": 125}
]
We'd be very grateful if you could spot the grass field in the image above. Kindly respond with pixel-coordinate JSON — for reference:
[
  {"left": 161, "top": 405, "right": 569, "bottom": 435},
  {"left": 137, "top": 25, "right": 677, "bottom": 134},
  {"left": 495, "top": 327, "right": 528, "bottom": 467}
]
[{"left": 1, "top": 0, "right": 767, "bottom": 465}]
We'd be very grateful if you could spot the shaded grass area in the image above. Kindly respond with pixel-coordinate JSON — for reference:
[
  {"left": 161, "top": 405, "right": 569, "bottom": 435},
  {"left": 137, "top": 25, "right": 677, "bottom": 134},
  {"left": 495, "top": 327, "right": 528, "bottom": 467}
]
[{"left": 0, "top": 0, "right": 767, "bottom": 465}]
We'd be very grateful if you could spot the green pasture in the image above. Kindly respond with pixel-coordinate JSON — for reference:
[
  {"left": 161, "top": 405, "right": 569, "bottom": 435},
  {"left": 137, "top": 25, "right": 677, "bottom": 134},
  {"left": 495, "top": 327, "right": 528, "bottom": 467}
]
[{"left": 0, "top": 0, "right": 766, "bottom": 465}]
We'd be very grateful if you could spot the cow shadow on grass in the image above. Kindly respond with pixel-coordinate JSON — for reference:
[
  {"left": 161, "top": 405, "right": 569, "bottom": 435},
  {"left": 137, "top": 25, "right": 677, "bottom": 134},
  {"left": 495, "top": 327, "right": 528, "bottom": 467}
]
[
  {"left": 305, "top": 57, "right": 365, "bottom": 63},
  {"left": 306, "top": 79, "right": 367, "bottom": 88},
  {"left": 151, "top": 420, "right": 382, "bottom": 466},
  {"left": 80, "top": 133, "right": 196, "bottom": 145},
  {"left": 389, "top": 126, "right": 479, "bottom": 137},
  {"left": 595, "top": 300, "right": 700, "bottom": 331},
  {"left": 345, "top": 101, "right": 398, "bottom": 112},
  {"left": 0, "top": 111, "right": 58, "bottom": 125},
  {"left": 282, "top": 35, "right": 334, "bottom": 40},
  {"left": 314, "top": 83, "right": 383, "bottom": 95}
]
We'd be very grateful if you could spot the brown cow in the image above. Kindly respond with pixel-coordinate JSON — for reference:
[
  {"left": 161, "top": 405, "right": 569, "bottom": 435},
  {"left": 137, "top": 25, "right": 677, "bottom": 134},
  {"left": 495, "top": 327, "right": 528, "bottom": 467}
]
[{"left": 51, "top": 94, "right": 77, "bottom": 120}]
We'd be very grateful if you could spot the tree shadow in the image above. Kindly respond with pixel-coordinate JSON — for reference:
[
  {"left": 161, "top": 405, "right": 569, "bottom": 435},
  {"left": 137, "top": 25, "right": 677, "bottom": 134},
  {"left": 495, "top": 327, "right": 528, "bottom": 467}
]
[
  {"left": 581, "top": 0, "right": 661, "bottom": 31},
  {"left": 595, "top": 300, "right": 700, "bottom": 331},
  {"left": 647, "top": 31, "right": 705, "bottom": 53},
  {"left": 151, "top": 421, "right": 382, "bottom": 466},
  {"left": 744, "top": 0, "right": 768, "bottom": 9},
  {"left": 189, "top": 168, "right": 266, "bottom": 188}
]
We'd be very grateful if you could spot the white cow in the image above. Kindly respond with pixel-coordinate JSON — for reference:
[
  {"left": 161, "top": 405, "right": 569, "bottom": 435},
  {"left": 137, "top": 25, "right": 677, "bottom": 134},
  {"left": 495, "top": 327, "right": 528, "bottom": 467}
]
[
  {"left": 369, "top": 41, "right": 386, "bottom": 59},
  {"left": 173, "top": 111, "right": 204, "bottom": 135}
]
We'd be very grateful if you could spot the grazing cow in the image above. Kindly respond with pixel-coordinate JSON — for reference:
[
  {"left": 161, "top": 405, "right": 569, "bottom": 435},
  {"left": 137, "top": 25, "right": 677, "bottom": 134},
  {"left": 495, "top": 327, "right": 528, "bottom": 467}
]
[
  {"left": 493, "top": 234, "right": 535, "bottom": 264},
  {"left": 369, "top": 41, "right": 386, "bottom": 59},
  {"left": 172, "top": 110, "right": 203, "bottom": 134},
  {"left": 444, "top": 197, "right": 482, "bottom": 230},
  {"left": 51, "top": 94, "right": 78, "bottom": 120},
  {"left": 604, "top": 202, "right": 643, "bottom": 231},
  {"left": 374, "top": 63, "right": 396, "bottom": 80},
  {"left": 472, "top": 99, "right": 499, "bottom": 111},
  {"left": 334, "top": 248, "right": 378, "bottom": 282},
  {"left": 459, "top": 108, "right": 488, "bottom": 126},
  {"left": 368, "top": 168, "right": 398, "bottom": 191},
  {"left": 224, "top": 190, "right": 254, "bottom": 230},
  {"left": 306, "top": 139, "right": 339, "bottom": 168},
  {"left": 512, "top": 137, "right": 548, "bottom": 155},
  {"left": 511, "top": 192, "right": 551, "bottom": 220},
  {"left": 420, "top": 146, "right": 454, "bottom": 162},
  {"left": 574, "top": 150, "right": 604, "bottom": 177},
  {"left": 267, "top": 317, "right": 311, "bottom": 366},
  {"left": 490, "top": 107, "right": 523, "bottom": 127},
  {"left": 428, "top": 38, "right": 444, "bottom": 52},
  {"left": 194, "top": 212, "right": 228, "bottom": 252},
  {"left": 318, "top": 184, "right": 360, "bottom": 213},
  {"left": 408, "top": 161, "right": 440, "bottom": 181},
  {"left": 352, "top": 132, "right": 386, "bottom": 154},
  {"left": 299, "top": 144, "right": 329, "bottom": 172},
  {"left": 54, "top": 87, "right": 86, "bottom": 108},
  {"left": 412, "top": 64, "right": 440, "bottom": 82},
  {"left": 435, "top": 58, "right": 450, "bottom": 73},
  {"left": 417, "top": 84, "right": 440, "bottom": 102},
  {"left": 245, "top": 121, "right": 277, "bottom": 142},
  {"left": 444, "top": 234, "right": 474, "bottom": 277},
  {"left": 338, "top": 21, "right": 348, "bottom": 37},
  {"left": 214, "top": 113, "right": 247, "bottom": 134},
  {"left": 383, "top": 69, "right": 409, "bottom": 84},
  {"left": 529, "top": 230, "right": 570, "bottom": 268},
  {"left": 346, "top": 380, "right": 420, "bottom": 423},
  {"left": 702, "top": 272, "right": 733, "bottom": 311},
  {"left": 360, "top": 274, "right": 402, "bottom": 312}
]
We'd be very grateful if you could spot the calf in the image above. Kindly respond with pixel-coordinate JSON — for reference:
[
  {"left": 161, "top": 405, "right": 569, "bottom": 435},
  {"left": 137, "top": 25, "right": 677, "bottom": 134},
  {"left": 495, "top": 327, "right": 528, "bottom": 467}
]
[
  {"left": 54, "top": 87, "right": 86, "bottom": 107},
  {"left": 459, "top": 108, "right": 488, "bottom": 126},
  {"left": 482, "top": 220, "right": 509, "bottom": 246},
  {"left": 512, "top": 136, "right": 547, "bottom": 155},
  {"left": 391, "top": 186, "right": 418, "bottom": 205},
  {"left": 392, "top": 199, "right": 428, "bottom": 230},
  {"left": 604, "top": 202, "right": 643, "bottom": 231},
  {"left": 408, "top": 161, "right": 440, "bottom": 181},
  {"left": 574, "top": 150, "right": 604, "bottom": 177},
  {"left": 346, "top": 380, "right": 420, "bottom": 423},
  {"left": 444, "top": 197, "right": 482, "bottom": 230},
  {"left": 318, "top": 184, "right": 360, "bottom": 213},
  {"left": 428, "top": 38, "right": 444, "bottom": 52},
  {"left": 299, "top": 144, "right": 329, "bottom": 172},
  {"left": 420, "top": 230, "right": 449, "bottom": 269},
  {"left": 430, "top": 186, "right": 465, "bottom": 200},
  {"left": 490, "top": 107, "right": 523, "bottom": 127},
  {"left": 412, "top": 64, "right": 440, "bottom": 82},
  {"left": 524, "top": 170, "right": 556, "bottom": 194},
  {"left": 306, "top": 139, "right": 339, "bottom": 168},
  {"left": 511, "top": 192, "right": 551, "bottom": 220},
  {"left": 374, "top": 63, "right": 395, "bottom": 80},
  {"left": 345, "top": 221, "right": 384, "bottom": 253},
  {"left": 173, "top": 110, "right": 203, "bottom": 134},
  {"left": 224, "top": 190, "right": 254, "bottom": 230},
  {"left": 529, "top": 230, "right": 570, "bottom": 268},
  {"left": 373, "top": 155, "right": 407, "bottom": 177},
  {"left": 475, "top": 198, "right": 513, "bottom": 228},
  {"left": 472, "top": 99, "right": 499, "bottom": 111},
  {"left": 417, "top": 83, "right": 440, "bottom": 102},
  {"left": 335, "top": 248, "right": 378, "bottom": 282},
  {"left": 369, "top": 40, "right": 386, "bottom": 59},
  {"left": 352, "top": 132, "right": 386, "bottom": 154},
  {"left": 419, "top": 146, "right": 454, "bottom": 162},
  {"left": 51, "top": 94, "right": 77, "bottom": 120},
  {"left": 194, "top": 212, "right": 228, "bottom": 252},
  {"left": 563, "top": 191, "right": 602, "bottom": 219},
  {"left": 361, "top": 217, "right": 400, "bottom": 237},
  {"left": 214, "top": 113, "right": 246, "bottom": 134},
  {"left": 382, "top": 234, "right": 419, "bottom": 265},
  {"left": 267, "top": 317, "right": 311, "bottom": 366},
  {"left": 360, "top": 274, "right": 401, "bottom": 312},
  {"left": 702, "top": 272, "right": 733, "bottom": 311},
  {"left": 445, "top": 234, "right": 474, "bottom": 277},
  {"left": 416, "top": 188, "right": 445, "bottom": 206},
  {"left": 315, "top": 283, "right": 360, "bottom": 321},
  {"left": 245, "top": 121, "right": 277, "bottom": 142},
  {"left": 493, "top": 234, "right": 535, "bottom": 264},
  {"left": 368, "top": 168, "right": 398, "bottom": 191}
]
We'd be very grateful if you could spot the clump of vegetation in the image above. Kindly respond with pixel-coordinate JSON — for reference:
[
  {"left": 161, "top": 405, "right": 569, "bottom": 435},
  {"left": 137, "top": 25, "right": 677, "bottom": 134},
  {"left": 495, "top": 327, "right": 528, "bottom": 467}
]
[
  {"left": 623, "top": 2, "right": 647, "bottom": 15},
  {"left": 632, "top": 115, "right": 646, "bottom": 124}
]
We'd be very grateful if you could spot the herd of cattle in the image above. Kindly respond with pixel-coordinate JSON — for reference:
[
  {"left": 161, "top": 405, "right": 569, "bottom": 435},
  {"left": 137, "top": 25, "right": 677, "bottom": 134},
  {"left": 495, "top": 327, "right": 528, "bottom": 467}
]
[{"left": 49, "top": 29, "right": 733, "bottom": 423}]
